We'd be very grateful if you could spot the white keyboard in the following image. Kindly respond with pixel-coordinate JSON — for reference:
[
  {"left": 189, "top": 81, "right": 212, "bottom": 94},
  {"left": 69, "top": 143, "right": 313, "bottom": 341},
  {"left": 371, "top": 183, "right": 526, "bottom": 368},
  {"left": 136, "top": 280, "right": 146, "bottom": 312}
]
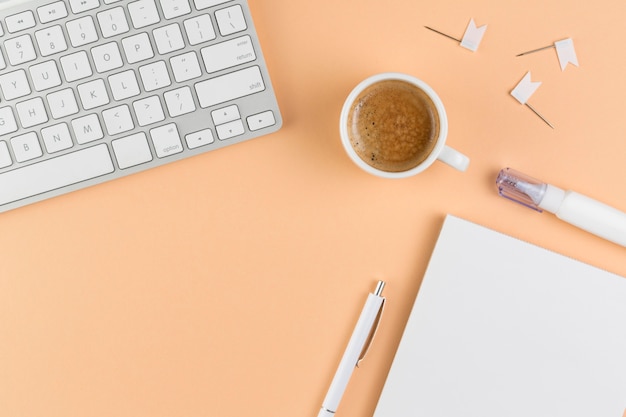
[{"left": 0, "top": 0, "right": 282, "bottom": 213}]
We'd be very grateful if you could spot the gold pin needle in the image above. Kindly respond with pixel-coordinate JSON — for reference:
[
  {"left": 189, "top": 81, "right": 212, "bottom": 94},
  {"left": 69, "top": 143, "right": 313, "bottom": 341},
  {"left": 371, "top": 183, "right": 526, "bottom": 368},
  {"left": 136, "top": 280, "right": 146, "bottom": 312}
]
[
  {"left": 424, "top": 26, "right": 461, "bottom": 43},
  {"left": 525, "top": 103, "right": 555, "bottom": 129},
  {"left": 516, "top": 44, "right": 556, "bottom": 57}
]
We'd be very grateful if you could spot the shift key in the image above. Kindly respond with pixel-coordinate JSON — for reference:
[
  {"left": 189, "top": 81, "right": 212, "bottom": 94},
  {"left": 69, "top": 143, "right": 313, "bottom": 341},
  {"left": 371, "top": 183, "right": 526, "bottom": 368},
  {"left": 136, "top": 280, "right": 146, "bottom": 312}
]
[{"left": 195, "top": 66, "right": 265, "bottom": 108}]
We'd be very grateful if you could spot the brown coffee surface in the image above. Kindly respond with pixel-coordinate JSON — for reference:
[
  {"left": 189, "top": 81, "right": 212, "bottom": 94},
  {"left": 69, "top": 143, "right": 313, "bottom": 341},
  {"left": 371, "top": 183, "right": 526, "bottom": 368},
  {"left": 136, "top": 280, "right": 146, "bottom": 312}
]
[{"left": 347, "top": 80, "right": 440, "bottom": 172}]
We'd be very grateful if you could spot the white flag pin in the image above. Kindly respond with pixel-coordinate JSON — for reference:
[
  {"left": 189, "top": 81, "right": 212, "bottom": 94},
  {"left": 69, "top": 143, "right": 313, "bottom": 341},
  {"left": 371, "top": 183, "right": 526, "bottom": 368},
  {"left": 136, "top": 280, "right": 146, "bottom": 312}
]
[
  {"left": 511, "top": 72, "right": 554, "bottom": 129},
  {"left": 517, "top": 38, "right": 579, "bottom": 71},
  {"left": 424, "top": 18, "right": 487, "bottom": 52},
  {"left": 460, "top": 19, "right": 487, "bottom": 52},
  {"left": 511, "top": 72, "right": 541, "bottom": 104},
  {"left": 554, "top": 38, "right": 579, "bottom": 70}
]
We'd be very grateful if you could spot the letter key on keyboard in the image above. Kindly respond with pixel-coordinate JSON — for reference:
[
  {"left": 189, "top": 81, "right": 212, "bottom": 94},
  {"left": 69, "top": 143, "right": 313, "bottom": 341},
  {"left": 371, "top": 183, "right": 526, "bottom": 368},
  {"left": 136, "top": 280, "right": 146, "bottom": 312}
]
[{"left": 0, "top": 0, "right": 282, "bottom": 213}]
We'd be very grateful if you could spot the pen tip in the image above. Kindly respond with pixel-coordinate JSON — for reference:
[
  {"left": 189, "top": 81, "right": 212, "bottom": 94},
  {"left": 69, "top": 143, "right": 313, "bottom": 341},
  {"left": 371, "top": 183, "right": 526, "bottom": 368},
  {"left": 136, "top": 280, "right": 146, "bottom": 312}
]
[{"left": 375, "top": 281, "right": 386, "bottom": 296}]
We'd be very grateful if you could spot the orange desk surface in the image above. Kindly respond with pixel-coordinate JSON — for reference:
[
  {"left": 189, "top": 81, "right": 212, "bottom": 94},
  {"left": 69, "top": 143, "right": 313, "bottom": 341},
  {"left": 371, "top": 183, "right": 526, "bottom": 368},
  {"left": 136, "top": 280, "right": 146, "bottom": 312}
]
[{"left": 1, "top": 1, "right": 625, "bottom": 416}]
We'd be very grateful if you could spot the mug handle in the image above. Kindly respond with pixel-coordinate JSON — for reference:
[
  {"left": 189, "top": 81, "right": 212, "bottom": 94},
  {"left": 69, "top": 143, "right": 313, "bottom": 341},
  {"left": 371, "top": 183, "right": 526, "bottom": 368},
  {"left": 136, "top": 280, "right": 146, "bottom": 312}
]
[{"left": 437, "top": 145, "right": 470, "bottom": 172}]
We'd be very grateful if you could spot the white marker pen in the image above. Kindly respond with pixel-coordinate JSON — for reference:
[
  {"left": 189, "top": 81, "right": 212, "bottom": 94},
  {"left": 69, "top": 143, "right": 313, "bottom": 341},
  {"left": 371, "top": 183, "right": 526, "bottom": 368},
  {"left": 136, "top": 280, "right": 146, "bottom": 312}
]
[
  {"left": 317, "top": 281, "right": 385, "bottom": 417},
  {"left": 496, "top": 168, "right": 626, "bottom": 247}
]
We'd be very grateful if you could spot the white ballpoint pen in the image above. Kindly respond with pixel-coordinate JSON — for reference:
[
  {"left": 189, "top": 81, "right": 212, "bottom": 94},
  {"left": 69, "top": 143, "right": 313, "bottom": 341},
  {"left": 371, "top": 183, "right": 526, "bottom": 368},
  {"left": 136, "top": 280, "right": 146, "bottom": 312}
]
[
  {"left": 317, "top": 281, "right": 386, "bottom": 417},
  {"left": 497, "top": 167, "right": 626, "bottom": 247}
]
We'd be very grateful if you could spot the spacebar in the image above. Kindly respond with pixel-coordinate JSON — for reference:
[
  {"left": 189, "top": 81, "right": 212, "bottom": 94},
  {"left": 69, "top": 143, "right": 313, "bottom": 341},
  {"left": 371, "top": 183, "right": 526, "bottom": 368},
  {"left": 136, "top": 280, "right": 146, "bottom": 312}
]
[{"left": 0, "top": 144, "right": 114, "bottom": 206}]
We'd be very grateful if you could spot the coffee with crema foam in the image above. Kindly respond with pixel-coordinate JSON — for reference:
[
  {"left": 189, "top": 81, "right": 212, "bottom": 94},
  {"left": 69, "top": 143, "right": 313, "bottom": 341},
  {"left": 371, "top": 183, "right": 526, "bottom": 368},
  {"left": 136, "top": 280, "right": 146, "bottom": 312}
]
[{"left": 346, "top": 79, "right": 440, "bottom": 172}]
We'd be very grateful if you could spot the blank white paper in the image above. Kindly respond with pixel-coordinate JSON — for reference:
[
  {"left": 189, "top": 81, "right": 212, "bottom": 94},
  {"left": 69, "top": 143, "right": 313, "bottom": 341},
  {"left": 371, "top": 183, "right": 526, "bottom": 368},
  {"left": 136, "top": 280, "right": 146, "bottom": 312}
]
[{"left": 374, "top": 215, "right": 626, "bottom": 417}]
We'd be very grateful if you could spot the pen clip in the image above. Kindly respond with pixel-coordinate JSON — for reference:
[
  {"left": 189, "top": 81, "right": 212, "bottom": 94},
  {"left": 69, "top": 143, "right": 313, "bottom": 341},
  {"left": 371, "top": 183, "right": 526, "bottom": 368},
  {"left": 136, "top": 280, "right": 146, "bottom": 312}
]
[{"left": 356, "top": 296, "right": 385, "bottom": 367}]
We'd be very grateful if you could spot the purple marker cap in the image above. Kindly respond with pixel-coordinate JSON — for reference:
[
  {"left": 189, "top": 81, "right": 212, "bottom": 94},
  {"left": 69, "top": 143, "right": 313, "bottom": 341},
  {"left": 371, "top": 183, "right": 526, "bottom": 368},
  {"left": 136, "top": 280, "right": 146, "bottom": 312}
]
[{"left": 496, "top": 167, "right": 547, "bottom": 212}]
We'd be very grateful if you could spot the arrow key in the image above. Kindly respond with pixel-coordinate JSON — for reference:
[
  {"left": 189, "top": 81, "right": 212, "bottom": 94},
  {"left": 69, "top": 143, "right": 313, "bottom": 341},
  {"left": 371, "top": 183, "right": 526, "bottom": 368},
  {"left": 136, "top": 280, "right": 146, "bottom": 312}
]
[
  {"left": 247, "top": 111, "right": 276, "bottom": 131},
  {"left": 216, "top": 119, "right": 244, "bottom": 141},
  {"left": 211, "top": 104, "right": 240, "bottom": 126}
]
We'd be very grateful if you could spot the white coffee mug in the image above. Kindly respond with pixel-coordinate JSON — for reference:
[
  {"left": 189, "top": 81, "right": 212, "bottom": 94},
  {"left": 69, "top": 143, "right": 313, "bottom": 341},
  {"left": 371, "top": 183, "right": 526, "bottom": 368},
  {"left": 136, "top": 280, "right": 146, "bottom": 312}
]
[{"left": 340, "top": 73, "right": 469, "bottom": 178}]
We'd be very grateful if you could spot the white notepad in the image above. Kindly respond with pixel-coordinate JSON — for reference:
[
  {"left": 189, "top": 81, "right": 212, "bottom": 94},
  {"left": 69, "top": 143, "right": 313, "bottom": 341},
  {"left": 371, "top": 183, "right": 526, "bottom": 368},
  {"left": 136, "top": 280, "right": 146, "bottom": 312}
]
[{"left": 374, "top": 215, "right": 626, "bottom": 417}]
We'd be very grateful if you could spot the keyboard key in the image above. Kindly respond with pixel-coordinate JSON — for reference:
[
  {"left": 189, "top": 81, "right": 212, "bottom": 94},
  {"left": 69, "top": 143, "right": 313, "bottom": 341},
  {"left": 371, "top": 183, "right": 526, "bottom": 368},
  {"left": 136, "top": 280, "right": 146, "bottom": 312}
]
[
  {"left": 215, "top": 5, "right": 247, "bottom": 36},
  {"left": 150, "top": 123, "right": 183, "bottom": 158},
  {"left": 69, "top": 0, "right": 100, "bottom": 14},
  {"left": 195, "top": 65, "right": 265, "bottom": 108},
  {"left": 211, "top": 104, "right": 239, "bottom": 125},
  {"left": 170, "top": 51, "right": 201, "bottom": 82},
  {"left": 0, "top": 141, "right": 12, "bottom": 168},
  {"left": 133, "top": 95, "right": 165, "bottom": 126},
  {"left": 0, "top": 69, "right": 31, "bottom": 100},
  {"left": 10, "top": 131, "right": 43, "bottom": 162},
  {"left": 71, "top": 113, "right": 104, "bottom": 144},
  {"left": 4, "top": 34, "right": 37, "bottom": 65},
  {"left": 35, "top": 25, "right": 68, "bottom": 57},
  {"left": 153, "top": 23, "right": 185, "bottom": 54},
  {"left": 122, "top": 32, "right": 154, "bottom": 64},
  {"left": 47, "top": 88, "right": 79, "bottom": 119},
  {"left": 163, "top": 86, "right": 195, "bottom": 117},
  {"left": 216, "top": 119, "right": 244, "bottom": 140},
  {"left": 77, "top": 78, "right": 110, "bottom": 109},
  {"left": 30, "top": 60, "right": 63, "bottom": 91},
  {"left": 60, "top": 51, "right": 93, "bottom": 82},
  {"left": 108, "top": 70, "right": 141, "bottom": 101},
  {"left": 185, "top": 128, "right": 214, "bottom": 149},
  {"left": 201, "top": 35, "right": 255, "bottom": 73},
  {"left": 66, "top": 16, "right": 99, "bottom": 47},
  {"left": 41, "top": 122, "right": 73, "bottom": 153},
  {"left": 5, "top": 11, "right": 36, "bottom": 33},
  {"left": 159, "top": 0, "right": 191, "bottom": 19},
  {"left": 37, "top": 1, "right": 69, "bottom": 24},
  {"left": 91, "top": 42, "right": 123, "bottom": 73},
  {"left": 97, "top": 7, "right": 130, "bottom": 38},
  {"left": 139, "top": 60, "right": 171, "bottom": 91},
  {"left": 102, "top": 104, "right": 134, "bottom": 135},
  {"left": 0, "top": 144, "right": 114, "bottom": 207},
  {"left": 111, "top": 132, "right": 152, "bottom": 169},
  {"left": 194, "top": 0, "right": 232, "bottom": 10},
  {"left": 0, "top": 106, "right": 18, "bottom": 136},
  {"left": 16, "top": 97, "right": 48, "bottom": 128},
  {"left": 128, "top": 0, "right": 160, "bottom": 29},
  {"left": 247, "top": 110, "right": 276, "bottom": 131},
  {"left": 183, "top": 14, "right": 215, "bottom": 45}
]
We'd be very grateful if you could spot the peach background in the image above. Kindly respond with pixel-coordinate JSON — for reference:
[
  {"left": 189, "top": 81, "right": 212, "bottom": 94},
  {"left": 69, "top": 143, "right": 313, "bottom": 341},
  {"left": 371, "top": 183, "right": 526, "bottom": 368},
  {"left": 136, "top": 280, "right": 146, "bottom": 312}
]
[{"left": 1, "top": 0, "right": 626, "bottom": 416}]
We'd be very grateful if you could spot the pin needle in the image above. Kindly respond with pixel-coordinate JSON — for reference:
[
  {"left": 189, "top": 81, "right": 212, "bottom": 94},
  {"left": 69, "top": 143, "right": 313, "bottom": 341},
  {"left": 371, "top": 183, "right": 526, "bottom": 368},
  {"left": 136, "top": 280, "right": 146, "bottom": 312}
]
[
  {"left": 516, "top": 44, "right": 556, "bottom": 57},
  {"left": 525, "top": 103, "right": 554, "bottom": 129},
  {"left": 424, "top": 26, "right": 461, "bottom": 43}
]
